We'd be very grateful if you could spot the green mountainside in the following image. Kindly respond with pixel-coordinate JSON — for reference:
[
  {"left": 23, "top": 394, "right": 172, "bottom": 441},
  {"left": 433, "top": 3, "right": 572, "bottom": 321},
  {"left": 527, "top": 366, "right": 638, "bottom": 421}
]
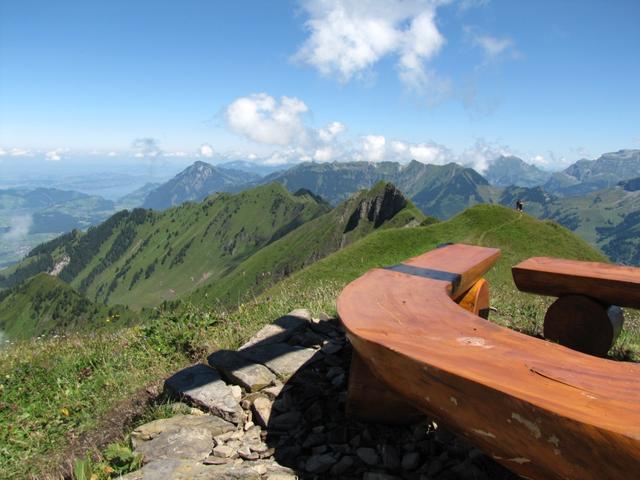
[
  {"left": 142, "top": 161, "right": 260, "bottom": 210},
  {"left": 189, "top": 182, "right": 424, "bottom": 305},
  {"left": 0, "top": 181, "right": 423, "bottom": 344},
  {"left": 262, "top": 160, "right": 490, "bottom": 219},
  {"left": 483, "top": 155, "right": 552, "bottom": 187},
  {"left": 0, "top": 183, "right": 422, "bottom": 340},
  {"left": 0, "top": 273, "right": 131, "bottom": 340},
  {"left": 1, "top": 184, "right": 330, "bottom": 310}
]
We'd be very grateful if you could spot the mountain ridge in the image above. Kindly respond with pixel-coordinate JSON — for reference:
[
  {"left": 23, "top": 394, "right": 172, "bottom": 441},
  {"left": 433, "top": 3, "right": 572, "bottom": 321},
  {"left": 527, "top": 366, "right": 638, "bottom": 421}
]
[{"left": 142, "top": 161, "right": 260, "bottom": 210}]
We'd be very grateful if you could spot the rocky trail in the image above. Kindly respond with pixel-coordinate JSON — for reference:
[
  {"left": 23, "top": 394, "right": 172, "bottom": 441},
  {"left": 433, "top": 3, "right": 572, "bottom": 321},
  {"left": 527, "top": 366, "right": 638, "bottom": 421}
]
[{"left": 123, "top": 309, "right": 520, "bottom": 479}]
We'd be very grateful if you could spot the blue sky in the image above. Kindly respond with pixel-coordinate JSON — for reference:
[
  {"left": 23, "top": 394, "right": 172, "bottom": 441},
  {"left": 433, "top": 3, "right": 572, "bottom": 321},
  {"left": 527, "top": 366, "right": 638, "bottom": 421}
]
[{"left": 1, "top": 0, "right": 639, "bottom": 171}]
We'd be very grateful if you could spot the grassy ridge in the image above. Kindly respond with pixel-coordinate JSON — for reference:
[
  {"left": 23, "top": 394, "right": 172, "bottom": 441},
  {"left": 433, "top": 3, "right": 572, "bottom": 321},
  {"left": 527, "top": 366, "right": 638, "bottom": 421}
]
[{"left": 189, "top": 182, "right": 425, "bottom": 306}]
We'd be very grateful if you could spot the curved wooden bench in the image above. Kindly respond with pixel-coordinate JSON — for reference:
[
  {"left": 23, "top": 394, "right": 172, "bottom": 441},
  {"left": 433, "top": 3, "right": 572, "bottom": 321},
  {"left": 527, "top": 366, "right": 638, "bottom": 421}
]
[{"left": 337, "top": 244, "right": 640, "bottom": 480}]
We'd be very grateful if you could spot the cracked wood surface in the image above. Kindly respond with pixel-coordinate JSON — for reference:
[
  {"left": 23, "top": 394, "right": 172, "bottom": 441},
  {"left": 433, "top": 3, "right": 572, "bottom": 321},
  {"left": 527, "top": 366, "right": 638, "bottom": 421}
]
[{"left": 337, "top": 243, "right": 640, "bottom": 480}]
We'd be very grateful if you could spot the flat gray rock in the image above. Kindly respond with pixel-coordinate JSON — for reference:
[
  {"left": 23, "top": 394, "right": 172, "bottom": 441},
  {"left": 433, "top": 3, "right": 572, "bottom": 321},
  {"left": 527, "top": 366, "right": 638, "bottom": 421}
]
[
  {"left": 191, "top": 460, "right": 293, "bottom": 479},
  {"left": 134, "top": 427, "right": 212, "bottom": 463},
  {"left": 164, "top": 364, "right": 243, "bottom": 424},
  {"left": 208, "top": 350, "right": 276, "bottom": 392},
  {"left": 132, "top": 415, "right": 234, "bottom": 444},
  {"left": 239, "top": 311, "right": 309, "bottom": 350},
  {"left": 121, "top": 459, "right": 200, "bottom": 480},
  {"left": 238, "top": 342, "right": 320, "bottom": 379}
]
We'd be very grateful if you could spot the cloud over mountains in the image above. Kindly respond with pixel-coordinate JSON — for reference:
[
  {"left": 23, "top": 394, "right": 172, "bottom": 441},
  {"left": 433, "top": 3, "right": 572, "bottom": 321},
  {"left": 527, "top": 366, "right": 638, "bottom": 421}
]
[{"left": 293, "top": 0, "right": 446, "bottom": 93}]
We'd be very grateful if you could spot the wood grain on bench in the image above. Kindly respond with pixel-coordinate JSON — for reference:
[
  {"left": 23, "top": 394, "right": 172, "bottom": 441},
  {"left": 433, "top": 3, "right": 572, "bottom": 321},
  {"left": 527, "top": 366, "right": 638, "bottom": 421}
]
[
  {"left": 337, "top": 244, "right": 640, "bottom": 480},
  {"left": 513, "top": 256, "right": 640, "bottom": 308}
]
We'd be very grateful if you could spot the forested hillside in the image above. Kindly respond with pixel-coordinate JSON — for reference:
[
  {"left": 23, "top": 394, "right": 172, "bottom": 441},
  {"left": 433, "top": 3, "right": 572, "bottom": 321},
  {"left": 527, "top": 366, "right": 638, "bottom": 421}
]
[{"left": 1, "top": 184, "right": 330, "bottom": 309}]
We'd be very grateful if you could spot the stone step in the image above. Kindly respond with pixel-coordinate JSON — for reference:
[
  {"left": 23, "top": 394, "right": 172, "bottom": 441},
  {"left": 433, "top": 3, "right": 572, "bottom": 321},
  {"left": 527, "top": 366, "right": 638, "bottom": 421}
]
[{"left": 164, "top": 364, "right": 244, "bottom": 425}]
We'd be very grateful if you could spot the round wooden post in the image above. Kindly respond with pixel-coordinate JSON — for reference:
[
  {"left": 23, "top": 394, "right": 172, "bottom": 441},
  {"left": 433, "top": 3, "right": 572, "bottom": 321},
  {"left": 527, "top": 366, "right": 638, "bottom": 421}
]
[{"left": 543, "top": 294, "right": 624, "bottom": 357}]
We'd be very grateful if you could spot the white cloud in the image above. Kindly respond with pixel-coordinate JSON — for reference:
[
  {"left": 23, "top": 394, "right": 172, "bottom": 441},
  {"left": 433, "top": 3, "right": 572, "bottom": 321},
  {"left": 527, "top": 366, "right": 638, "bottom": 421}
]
[
  {"left": 318, "top": 121, "right": 345, "bottom": 142},
  {"left": 164, "top": 151, "right": 189, "bottom": 157},
  {"left": 458, "top": 139, "right": 514, "bottom": 173},
  {"left": 465, "top": 27, "right": 518, "bottom": 60},
  {"left": 107, "top": 151, "right": 118, "bottom": 157},
  {"left": 294, "top": 0, "right": 446, "bottom": 91},
  {"left": 259, "top": 147, "right": 313, "bottom": 166},
  {"left": 390, "top": 141, "right": 408, "bottom": 155},
  {"left": 360, "top": 135, "right": 387, "bottom": 162},
  {"left": 131, "top": 137, "right": 162, "bottom": 157},
  {"left": 199, "top": 143, "right": 215, "bottom": 157},
  {"left": 3, "top": 214, "right": 32, "bottom": 242},
  {"left": 225, "top": 93, "right": 309, "bottom": 145},
  {"left": 7, "top": 148, "right": 32, "bottom": 156},
  {"left": 409, "top": 143, "right": 445, "bottom": 163},
  {"left": 45, "top": 149, "right": 63, "bottom": 161},
  {"left": 313, "top": 146, "right": 334, "bottom": 162},
  {"left": 0, "top": 148, "right": 7, "bottom": 156},
  {"left": 356, "top": 137, "right": 451, "bottom": 164},
  {"left": 263, "top": 151, "right": 297, "bottom": 166},
  {"left": 530, "top": 154, "right": 549, "bottom": 167}
]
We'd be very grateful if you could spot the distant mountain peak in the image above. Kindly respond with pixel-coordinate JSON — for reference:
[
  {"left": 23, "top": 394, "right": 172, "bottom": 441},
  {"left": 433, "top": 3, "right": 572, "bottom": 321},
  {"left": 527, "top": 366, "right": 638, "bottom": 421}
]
[
  {"left": 548, "top": 149, "right": 640, "bottom": 196},
  {"left": 344, "top": 182, "right": 409, "bottom": 233},
  {"left": 142, "top": 161, "right": 260, "bottom": 210},
  {"left": 484, "top": 155, "right": 551, "bottom": 188}
]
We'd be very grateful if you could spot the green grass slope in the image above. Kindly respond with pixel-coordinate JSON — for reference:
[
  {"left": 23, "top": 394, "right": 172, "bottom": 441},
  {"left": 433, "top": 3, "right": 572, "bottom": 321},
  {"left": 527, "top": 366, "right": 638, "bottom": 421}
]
[
  {"left": 0, "top": 273, "right": 131, "bottom": 340},
  {"left": 189, "top": 182, "right": 425, "bottom": 306},
  {"left": 2, "top": 183, "right": 330, "bottom": 310}
]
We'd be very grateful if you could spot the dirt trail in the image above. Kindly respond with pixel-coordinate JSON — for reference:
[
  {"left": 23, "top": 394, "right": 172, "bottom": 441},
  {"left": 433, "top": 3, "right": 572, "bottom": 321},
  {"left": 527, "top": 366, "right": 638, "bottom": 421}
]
[{"left": 477, "top": 212, "right": 523, "bottom": 245}]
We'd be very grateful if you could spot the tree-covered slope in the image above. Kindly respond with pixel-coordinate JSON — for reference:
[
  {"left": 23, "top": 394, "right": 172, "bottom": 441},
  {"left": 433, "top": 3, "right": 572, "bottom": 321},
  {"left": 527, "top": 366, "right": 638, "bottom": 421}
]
[
  {"left": 189, "top": 182, "right": 425, "bottom": 305},
  {"left": 0, "top": 273, "right": 131, "bottom": 340},
  {"left": 2, "top": 183, "right": 330, "bottom": 309}
]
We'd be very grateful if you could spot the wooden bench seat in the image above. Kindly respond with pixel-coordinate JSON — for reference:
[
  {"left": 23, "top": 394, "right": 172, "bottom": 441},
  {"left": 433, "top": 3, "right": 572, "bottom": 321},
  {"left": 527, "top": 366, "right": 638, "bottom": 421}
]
[
  {"left": 513, "top": 257, "right": 640, "bottom": 356},
  {"left": 513, "top": 256, "right": 640, "bottom": 308},
  {"left": 337, "top": 244, "right": 640, "bottom": 480}
]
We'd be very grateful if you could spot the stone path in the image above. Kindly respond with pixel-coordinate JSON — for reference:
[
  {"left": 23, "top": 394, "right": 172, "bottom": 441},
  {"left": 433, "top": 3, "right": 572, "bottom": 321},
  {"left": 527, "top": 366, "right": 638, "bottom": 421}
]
[{"left": 124, "top": 309, "right": 520, "bottom": 479}]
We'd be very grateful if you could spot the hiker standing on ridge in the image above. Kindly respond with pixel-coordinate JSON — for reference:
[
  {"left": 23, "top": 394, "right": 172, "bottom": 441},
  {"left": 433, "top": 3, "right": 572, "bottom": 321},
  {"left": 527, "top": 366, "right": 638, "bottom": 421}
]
[{"left": 516, "top": 199, "right": 524, "bottom": 212}]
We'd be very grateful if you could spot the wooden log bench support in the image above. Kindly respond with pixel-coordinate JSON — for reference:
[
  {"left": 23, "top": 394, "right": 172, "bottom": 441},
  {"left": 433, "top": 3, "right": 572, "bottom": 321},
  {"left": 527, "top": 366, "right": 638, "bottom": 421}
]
[
  {"left": 337, "top": 243, "right": 640, "bottom": 480},
  {"left": 513, "top": 257, "right": 640, "bottom": 356}
]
